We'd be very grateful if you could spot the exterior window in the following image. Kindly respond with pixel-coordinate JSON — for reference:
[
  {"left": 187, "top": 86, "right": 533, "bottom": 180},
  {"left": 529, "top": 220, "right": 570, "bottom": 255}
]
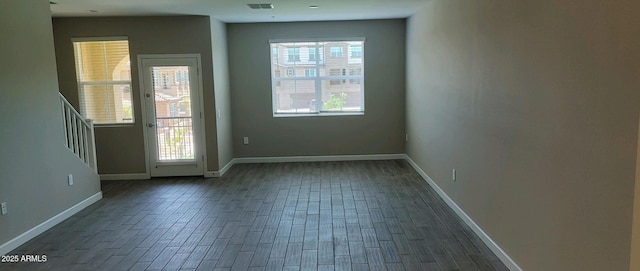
[
  {"left": 308, "top": 47, "right": 317, "bottom": 61},
  {"left": 72, "top": 38, "right": 133, "bottom": 124},
  {"left": 153, "top": 70, "right": 162, "bottom": 88},
  {"left": 305, "top": 69, "right": 316, "bottom": 77},
  {"left": 349, "top": 68, "right": 362, "bottom": 84},
  {"left": 351, "top": 46, "right": 363, "bottom": 58},
  {"left": 270, "top": 39, "right": 365, "bottom": 116},
  {"left": 174, "top": 70, "right": 188, "bottom": 84},
  {"left": 287, "top": 47, "right": 300, "bottom": 61},
  {"left": 330, "top": 46, "right": 343, "bottom": 57},
  {"left": 272, "top": 47, "right": 278, "bottom": 60},
  {"left": 169, "top": 103, "right": 178, "bottom": 117},
  {"left": 329, "top": 69, "right": 342, "bottom": 85},
  {"left": 162, "top": 73, "right": 169, "bottom": 89},
  {"left": 275, "top": 70, "right": 281, "bottom": 86}
]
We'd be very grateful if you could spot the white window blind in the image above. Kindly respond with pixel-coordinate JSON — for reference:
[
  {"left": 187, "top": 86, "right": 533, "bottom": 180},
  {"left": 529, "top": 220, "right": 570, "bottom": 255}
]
[
  {"left": 73, "top": 39, "right": 133, "bottom": 124},
  {"left": 270, "top": 39, "right": 365, "bottom": 116}
]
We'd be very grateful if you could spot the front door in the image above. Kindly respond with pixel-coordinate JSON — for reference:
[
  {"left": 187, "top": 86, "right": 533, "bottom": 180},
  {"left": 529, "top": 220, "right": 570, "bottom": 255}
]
[{"left": 139, "top": 55, "right": 205, "bottom": 177}]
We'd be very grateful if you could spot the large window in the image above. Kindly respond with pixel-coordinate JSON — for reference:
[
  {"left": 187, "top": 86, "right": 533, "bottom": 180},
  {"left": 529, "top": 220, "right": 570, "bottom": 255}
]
[
  {"left": 270, "top": 39, "right": 365, "bottom": 116},
  {"left": 72, "top": 38, "right": 133, "bottom": 124}
]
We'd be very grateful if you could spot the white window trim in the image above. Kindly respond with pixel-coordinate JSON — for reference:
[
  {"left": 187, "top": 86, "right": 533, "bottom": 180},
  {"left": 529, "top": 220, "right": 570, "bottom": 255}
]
[
  {"left": 269, "top": 37, "right": 366, "bottom": 43},
  {"left": 71, "top": 36, "right": 129, "bottom": 42}
]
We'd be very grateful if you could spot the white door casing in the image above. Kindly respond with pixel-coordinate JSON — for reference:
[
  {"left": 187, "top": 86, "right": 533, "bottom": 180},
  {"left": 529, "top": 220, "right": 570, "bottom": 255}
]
[{"left": 138, "top": 54, "right": 207, "bottom": 177}]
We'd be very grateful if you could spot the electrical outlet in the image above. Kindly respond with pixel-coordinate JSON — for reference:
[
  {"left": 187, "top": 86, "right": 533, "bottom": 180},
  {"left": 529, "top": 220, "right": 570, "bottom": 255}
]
[
  {"left": 68, "top": 174, "right": 73, "bottom": 186},
  {"left": 217, "top": 109, "right": 221, "bottom": 119},
  {"left": 1, "top": 202, "right": 7, "bottom": 215},
  {"left": 243, "top": 137, "right": 249, "bottom": 145},
  {"left": 405, "top": 133, "right": 409, "bottom": 142},
  {"left": 452, "top": 169, "right": 457, "bottom": 182}
]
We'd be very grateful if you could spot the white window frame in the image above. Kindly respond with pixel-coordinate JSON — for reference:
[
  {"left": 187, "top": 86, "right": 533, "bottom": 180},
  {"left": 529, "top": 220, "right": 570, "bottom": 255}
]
[
  {"left": 72, "top": 36, "right": 134, "bottom": 126},
  {"left": 270, "top": 38, "right": 365, "bottom": 117}
]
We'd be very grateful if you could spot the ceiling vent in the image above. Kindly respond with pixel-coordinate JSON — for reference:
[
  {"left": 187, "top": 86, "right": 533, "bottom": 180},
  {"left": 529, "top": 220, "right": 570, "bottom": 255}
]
[{"left": 247, "top": 4, "right": 274, "bottom": 9}]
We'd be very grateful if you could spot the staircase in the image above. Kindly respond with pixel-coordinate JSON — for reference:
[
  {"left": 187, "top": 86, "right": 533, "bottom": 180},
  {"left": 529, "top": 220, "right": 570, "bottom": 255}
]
[{"left": 59, "top": 93, "right": 97, "bottom": 173}]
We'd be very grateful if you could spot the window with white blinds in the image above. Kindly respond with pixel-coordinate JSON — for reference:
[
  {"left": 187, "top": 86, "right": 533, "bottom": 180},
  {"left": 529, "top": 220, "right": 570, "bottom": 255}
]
[
  {"left": 270, "top": 39, "right": 365, "bottom": 116},
  {"left": 72, "top": 38, "right": 133, "bottom": 124}
]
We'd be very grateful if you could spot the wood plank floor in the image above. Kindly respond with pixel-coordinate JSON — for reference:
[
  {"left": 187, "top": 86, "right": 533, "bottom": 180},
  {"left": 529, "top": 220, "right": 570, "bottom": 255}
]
[{"left": 5, "top": 160, "right": 508, "bottom": 271}]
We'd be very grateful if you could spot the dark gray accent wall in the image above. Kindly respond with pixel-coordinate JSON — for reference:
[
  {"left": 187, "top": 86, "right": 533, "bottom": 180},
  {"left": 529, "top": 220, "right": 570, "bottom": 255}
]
[
  {"left": 0, "top": 0, "right": 100, "bottom": 247},
  {"left": 406, "top": 0, "right": 640, "bottom": 270},
  {"left": 227, "top": 20, "right": 406, "bottom": 158},
  {"left": 52, "top": 16, "right": 220, "bottom": 174}
]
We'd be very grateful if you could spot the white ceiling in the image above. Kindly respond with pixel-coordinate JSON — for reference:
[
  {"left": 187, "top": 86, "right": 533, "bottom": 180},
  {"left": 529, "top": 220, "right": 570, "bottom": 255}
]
[{"left": 50, "top": 0, "right": 429, "bottom": 23}]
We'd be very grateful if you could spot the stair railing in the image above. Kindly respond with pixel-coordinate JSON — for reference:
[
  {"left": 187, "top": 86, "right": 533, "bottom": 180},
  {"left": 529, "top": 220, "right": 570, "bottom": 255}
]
[{"left": 59, "top": 93, "right": 97, "bottom": 172}]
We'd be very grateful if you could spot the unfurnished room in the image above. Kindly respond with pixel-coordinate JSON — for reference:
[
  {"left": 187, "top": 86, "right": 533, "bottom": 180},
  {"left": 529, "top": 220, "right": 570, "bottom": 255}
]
[{"left": 1, "top": 0, "right": 639, "bottom": 270}]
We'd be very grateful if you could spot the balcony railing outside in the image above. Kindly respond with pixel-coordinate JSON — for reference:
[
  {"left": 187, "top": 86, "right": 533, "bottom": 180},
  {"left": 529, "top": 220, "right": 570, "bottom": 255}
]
[{"left": 155, "top": 116, "right": 194, "bottom": 161}]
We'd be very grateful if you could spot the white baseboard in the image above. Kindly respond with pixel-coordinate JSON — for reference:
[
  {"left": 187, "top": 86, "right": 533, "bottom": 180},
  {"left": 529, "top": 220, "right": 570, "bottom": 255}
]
[
  {"left": 219, "top": 158, "right": 235, "bottom": 175},
  {"left": 403, "top": 155, "right": 522, "bottom": 271},
  {"left": 204, "top": 154, "right": 403, "bottom": 177},
  {"left": 234, "top": 154, "right": 405, "bottom": 164},
  {"left": 100, "top": 173, "right": 149, "bottom": 181},
  {"left": 204, "top": 159, "right": 236, "bottom": 178},
  {"left": 0, "top": 192, "right": 102, "bottom": 256}
]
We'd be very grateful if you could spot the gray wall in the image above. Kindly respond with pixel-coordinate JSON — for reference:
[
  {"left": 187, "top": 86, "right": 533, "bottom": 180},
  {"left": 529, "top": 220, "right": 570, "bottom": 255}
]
[
  {"left": 210, "top": 19, "right": 234, "bottom": 169},
  {"left": 406, "top": 0, "right": 640, "bottom": 270},
  {"left": 227, "top": 20, "right": 406, "bottom": 158},
  {"left": 0, "top": 0, "right": 100, "bottom": 247},
  {"left": 633, "top": 122, "right": 640, "bottom": 270},
  {"left": 52, "top": 16, "right": 221, "bottom": 174}
]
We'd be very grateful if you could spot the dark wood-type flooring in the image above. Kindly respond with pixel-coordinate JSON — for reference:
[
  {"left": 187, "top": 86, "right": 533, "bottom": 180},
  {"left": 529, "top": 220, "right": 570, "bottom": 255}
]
[{"left": 5, "top": 160, "right": 508, "bottom": 271}]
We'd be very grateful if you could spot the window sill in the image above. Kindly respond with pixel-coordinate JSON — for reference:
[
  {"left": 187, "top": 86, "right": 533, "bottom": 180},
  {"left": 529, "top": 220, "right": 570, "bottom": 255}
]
[
  {"left": 273, "top": 112, "right": 364, "bottom": 118},
  {"left": 94, "top": 123, "right": 136, "bottom": 128}
]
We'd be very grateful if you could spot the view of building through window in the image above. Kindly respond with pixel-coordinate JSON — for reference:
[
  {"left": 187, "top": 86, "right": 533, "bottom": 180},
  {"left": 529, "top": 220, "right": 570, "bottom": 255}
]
[
  {"left": 150, "top": 66, "right": 195, "bottom": 160},
  {"left": 72, "top": 39, "right": 133, "bottom": 124},
  {"left": 270, "top": 40, "right": 365, "bottom": 115}
]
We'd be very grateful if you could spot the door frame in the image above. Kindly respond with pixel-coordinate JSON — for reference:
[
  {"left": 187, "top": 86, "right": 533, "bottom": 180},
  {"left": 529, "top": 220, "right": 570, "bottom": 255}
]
[{"left": 137, "top": 54, "right": 208, "bottom": 177}]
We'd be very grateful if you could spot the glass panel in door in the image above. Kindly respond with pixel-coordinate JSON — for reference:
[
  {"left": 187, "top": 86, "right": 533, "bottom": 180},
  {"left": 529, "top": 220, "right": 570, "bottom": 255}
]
[
  {"left": 150, "top": 66, "right": 195, "bottom": 161},
  {"left": 140, "top": 56, "right": 203, "bottom": 177}
]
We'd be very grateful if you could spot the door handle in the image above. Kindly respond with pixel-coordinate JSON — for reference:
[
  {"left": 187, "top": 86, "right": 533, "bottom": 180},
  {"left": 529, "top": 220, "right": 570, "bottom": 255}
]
[{"left": 147, "top": 123, "right": 154, "bottom": 127}]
